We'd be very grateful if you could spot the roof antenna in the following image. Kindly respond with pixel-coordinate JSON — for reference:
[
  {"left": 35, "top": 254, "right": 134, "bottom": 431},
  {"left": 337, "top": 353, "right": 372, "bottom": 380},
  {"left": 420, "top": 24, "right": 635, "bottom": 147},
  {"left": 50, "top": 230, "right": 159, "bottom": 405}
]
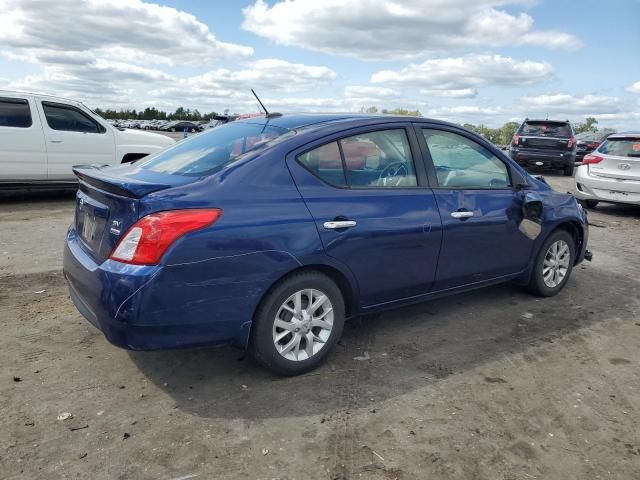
[{"left": 251, "top": 89, "right": 281, "bottom": 119}]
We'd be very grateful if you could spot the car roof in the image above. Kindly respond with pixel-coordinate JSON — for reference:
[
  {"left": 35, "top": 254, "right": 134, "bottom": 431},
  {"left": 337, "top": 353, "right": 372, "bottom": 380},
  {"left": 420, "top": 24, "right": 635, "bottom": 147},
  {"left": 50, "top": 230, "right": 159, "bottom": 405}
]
[
  {"left": 0, "top": 89, "right": 84, "bottom": 106},
  {"left": 607, "top": 131, "right": 640, "bottom": 139},
  {"left": 235, "top": 113, "right": 455, "bottom": 131},
  {"left": 522, "top": 119, "right": 571, "bottom": 124}
]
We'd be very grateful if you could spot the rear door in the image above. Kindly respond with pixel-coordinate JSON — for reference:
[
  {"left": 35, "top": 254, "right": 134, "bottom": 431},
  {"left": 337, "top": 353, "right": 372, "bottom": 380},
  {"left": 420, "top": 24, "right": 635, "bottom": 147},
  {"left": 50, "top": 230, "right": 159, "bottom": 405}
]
[
  {"left": 417, "top": 125, "right": 532, "bottom": 290},
  {"left": 0, "top": 95, "right": 47, "bottom": 181},
  {"left": 286, "top": 124, "right": 443, "bottom": 307},
  {"left": 37, "top": 100, "right": 116, "bottom": 180}
]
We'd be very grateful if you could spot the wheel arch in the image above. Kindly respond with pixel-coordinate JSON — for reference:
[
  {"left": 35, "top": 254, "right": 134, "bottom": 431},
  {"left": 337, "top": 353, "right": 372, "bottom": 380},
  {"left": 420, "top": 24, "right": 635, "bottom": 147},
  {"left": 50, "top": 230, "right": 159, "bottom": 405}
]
[
  {"left": 239, "top": 263, "right": 359, "bottom": 349},
  {"left": 542, "top": 220, "right": 585, "bottom": 265}
]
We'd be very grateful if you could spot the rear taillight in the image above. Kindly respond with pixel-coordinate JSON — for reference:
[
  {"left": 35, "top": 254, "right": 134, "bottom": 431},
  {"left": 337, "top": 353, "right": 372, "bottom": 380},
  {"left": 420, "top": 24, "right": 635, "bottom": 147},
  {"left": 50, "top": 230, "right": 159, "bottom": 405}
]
[
  {"left": 110, "top": 209, "right": 222, "bottom": 265},
  {"left": 512, "top": 134, "right": 520, "bottom": 146},
  {"left": 582, "top": 154, "right": 603, "bottom": 165},
  {"left": 568, "top": 136, "right": 576, "bottom": 148}
]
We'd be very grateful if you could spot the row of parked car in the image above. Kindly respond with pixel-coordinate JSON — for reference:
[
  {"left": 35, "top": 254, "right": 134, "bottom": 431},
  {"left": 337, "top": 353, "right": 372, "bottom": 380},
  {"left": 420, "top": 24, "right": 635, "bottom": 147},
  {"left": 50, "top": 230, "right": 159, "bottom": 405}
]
[{"left": 108, "top": 118, "right": 228, "bottom": 132}]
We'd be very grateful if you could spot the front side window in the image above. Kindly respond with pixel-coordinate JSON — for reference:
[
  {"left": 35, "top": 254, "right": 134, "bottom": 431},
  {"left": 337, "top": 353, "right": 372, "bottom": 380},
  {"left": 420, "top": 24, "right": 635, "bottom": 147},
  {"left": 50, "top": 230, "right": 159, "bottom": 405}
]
[
  {"left": 42, "top": 102, "right": 104, "bottom": 133},
  {"left": 0, "top": 97, "right": 32, "bottom": 128},
  {"left": 423, "top": 129, "right": 511, "bottom": 189},
  {"left": 297, "top": 128, "right": 418, "bottom": 189}
]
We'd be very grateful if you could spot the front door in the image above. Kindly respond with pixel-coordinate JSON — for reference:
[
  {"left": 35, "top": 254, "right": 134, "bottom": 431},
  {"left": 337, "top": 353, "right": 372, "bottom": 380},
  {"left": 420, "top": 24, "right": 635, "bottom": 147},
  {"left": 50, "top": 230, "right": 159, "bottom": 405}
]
[
  {"left": 37, "top": 101, "right": 115, "bottom": 180},
  {"left": 417, "top": 126, "right": 532, "bottom": 290},
  {"left": 287, "top": 125, "right": 442, "bottom": 307}
]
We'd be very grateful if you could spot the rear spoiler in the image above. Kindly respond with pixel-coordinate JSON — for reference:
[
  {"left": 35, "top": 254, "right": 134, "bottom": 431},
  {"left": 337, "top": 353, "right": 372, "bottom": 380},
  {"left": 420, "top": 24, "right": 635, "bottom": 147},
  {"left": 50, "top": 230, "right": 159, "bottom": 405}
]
[{"left": 72, "top": 165, "right": 175, "bottom": 198}]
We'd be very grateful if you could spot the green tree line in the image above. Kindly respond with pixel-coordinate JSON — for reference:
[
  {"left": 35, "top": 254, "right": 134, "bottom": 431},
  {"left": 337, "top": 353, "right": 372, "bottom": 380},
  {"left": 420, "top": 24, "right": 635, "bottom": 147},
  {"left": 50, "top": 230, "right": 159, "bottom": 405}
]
[
  {"left": 361, "top": 106, "right": 610, "bottom": 145},
  {"left": 93, "top": 106, "right": 221, "bottom": 122}
]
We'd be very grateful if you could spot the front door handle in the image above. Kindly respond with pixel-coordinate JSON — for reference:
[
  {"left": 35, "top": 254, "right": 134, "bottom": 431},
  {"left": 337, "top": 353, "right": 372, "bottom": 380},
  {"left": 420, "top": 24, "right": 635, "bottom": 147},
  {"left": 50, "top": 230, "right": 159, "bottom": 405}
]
[
  {"left": 50, "top": 139, "right": 63, "bottom": 144},
  {"left": 451, "top": 211, "right": 474, "bottom": 219},
  {"left": 323, "top": 220, "right": 357, "bottom": 230}
]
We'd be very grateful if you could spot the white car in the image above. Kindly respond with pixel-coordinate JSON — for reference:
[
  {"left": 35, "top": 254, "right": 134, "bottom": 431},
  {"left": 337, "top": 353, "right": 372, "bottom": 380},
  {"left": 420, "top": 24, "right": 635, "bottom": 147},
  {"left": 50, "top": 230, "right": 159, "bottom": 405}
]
[
  {"left": 0, "top": 90, "right": 174, "bottom": 189},
  {"left": 575, "top": 132, "right": 640, "bottom": 207}
]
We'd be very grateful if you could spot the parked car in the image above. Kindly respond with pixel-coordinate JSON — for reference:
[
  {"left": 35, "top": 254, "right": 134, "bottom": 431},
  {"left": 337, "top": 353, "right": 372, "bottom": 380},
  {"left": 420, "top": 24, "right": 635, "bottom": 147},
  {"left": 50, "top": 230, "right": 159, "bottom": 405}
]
[
  {"left": 160, "top": 121, "right": 200, "bottom": 133},
  {"left": 575, "top": 132, "right": 640, "bottom": 208},
  {"left": 575, "top": 130, "right": 614, "bottom": 162},
  {"left": 0, "top": 91, "right": 174, "bottom": 189},
  {"left": 63, "top": 114, "right": 590, "bottom": 375},
  {"left": 509, "top": 119, "right": 577, "bottom": 176}
]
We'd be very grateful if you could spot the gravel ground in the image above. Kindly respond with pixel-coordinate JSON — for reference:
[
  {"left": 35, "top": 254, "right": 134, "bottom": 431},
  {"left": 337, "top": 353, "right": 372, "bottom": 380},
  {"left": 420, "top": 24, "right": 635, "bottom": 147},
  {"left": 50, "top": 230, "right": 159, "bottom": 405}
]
[{"left": 1, "top": 173, "right": 639, "bottom": 480}]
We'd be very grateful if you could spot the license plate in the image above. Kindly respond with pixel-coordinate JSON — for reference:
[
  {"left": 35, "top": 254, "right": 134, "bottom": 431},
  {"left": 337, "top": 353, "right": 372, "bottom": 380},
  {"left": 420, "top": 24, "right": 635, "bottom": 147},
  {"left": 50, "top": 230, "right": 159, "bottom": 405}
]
[
  {"left": 606, "top": 191, "right": 629, "bottom": 200},
  {"left": 82, "top": 212, "right": 97, "bottom": 241}
]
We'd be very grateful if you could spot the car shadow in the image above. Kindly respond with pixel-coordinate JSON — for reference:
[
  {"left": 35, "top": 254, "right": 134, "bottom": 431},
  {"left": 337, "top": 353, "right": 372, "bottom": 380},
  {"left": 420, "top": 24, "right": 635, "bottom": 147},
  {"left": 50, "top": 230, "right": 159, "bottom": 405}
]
[
  {"left": 128, "top": 266, "right": 639, "bottom": 420},
  {"left": 0, "top": 189, "right": 76, "bottom": 204}
]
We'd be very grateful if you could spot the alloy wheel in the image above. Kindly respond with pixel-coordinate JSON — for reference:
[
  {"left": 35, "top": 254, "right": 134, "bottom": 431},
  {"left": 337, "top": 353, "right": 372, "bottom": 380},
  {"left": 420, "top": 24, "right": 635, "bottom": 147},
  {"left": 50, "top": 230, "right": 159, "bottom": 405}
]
[
  {"left": 272, "top": 289, "right": 334, "bottom": 361},
  {"left": 543, "top": 239, "right": 571, "bottom": 288}
]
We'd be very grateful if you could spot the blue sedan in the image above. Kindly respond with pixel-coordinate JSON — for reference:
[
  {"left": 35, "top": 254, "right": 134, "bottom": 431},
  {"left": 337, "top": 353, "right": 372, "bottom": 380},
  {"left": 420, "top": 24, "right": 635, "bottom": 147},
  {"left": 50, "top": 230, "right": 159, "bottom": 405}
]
[{"left": 63, "top": 114, "right": 591, "bottom": 375}]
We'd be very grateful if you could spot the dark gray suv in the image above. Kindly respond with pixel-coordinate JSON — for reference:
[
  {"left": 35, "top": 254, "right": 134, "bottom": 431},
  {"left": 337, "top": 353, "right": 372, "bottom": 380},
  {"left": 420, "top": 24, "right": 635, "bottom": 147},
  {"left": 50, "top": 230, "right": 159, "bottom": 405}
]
[{"left": 509, "top": 119, "right": 577, "bottom": 176}]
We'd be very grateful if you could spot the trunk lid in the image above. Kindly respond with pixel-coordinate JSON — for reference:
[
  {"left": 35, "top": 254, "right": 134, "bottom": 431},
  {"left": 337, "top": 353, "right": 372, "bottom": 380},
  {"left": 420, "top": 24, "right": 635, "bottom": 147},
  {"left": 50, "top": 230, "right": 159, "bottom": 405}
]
[{"left": 72, "top": 164, "right": 195, "bottom": 263}]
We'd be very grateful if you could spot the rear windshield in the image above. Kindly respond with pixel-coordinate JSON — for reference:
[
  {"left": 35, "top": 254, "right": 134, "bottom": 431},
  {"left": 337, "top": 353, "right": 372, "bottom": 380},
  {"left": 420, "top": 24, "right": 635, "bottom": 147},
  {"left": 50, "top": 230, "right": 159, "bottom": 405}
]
[
  {"left": 139, "top": 122, "right": 291, "bottom": 177},
  {"left": 519, "top": 121, "right": 572, "bottom": 138},
  {"left": 598, "top": 138, "right": 640, "bottom": 158}
]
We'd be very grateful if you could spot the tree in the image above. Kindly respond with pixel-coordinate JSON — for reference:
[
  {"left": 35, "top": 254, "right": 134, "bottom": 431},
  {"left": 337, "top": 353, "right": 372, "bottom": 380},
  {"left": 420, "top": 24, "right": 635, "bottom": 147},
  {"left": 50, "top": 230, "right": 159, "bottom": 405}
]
[
  {"left": 574, "top": 117, "right": 598, "bottom": 134},
  {"left": 381, "top": 107, "right": 422, "bottom": 117}
]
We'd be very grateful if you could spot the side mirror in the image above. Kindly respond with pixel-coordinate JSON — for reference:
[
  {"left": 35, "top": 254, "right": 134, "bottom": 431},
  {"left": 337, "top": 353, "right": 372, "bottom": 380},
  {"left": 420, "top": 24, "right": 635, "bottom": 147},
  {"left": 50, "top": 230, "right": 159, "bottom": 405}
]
[{"left": 520, "top": 191, "right": 543, "bottom": 240}]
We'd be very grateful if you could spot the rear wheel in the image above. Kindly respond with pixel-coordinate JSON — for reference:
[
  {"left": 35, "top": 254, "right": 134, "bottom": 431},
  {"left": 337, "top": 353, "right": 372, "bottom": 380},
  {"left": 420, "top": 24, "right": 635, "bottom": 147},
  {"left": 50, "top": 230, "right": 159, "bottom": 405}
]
[
  {"left": 580, "top": 199, "right": 599, "bottom": 209},
  {"left": 563, "top": 165, "right": 575, "bottom": 176},
  {"left": 249, "top": 272, "right": 345, "bottom": 376},
  {"left": 527, "top": 230, "right": 575, "bottom": 297}
]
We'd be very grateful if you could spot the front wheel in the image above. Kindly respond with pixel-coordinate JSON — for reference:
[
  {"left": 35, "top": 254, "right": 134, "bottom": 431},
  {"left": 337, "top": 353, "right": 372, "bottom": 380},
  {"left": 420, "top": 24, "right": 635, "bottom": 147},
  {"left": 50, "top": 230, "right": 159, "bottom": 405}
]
[
  {"left": 249, "top": 272, "right": 345, "bottom": 376},
  {"left": 527, "top": 230, "right": 575, "bottom": 297}
]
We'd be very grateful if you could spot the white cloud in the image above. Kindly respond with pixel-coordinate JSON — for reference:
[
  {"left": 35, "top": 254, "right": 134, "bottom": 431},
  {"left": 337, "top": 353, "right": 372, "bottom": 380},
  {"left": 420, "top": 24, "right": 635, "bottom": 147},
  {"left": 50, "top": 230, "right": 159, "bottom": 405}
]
[
  {"left": 420, "top": 88, "right": 478, "bottom": 99},
  {"left": 627, "top": 81, "right": 640, "bottom": 94},
  {"left": 0, "top": 0, "right": 253, "bottom": 66},
  {"left": 242, "top": 0, "right": 581, "bottom": 59},
  {"left": 518, "top": 94, "right": 621, "bottom": 115},
  {"left": 371, "top": 55, "right": 553, "bottom": 93}
]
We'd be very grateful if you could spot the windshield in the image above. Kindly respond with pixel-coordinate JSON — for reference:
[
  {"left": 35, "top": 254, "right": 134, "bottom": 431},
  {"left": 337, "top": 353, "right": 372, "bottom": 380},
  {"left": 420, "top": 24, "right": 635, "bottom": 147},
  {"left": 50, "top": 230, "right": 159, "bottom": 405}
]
[
  {"left": 138, "top": 121, "right": 290, "bottom": 176},
  {"left": 520, "top": 121, "right": 572, "bottom": 137},
  {"left": 598, "top": 137, "right": 640, "bottom": 158}
]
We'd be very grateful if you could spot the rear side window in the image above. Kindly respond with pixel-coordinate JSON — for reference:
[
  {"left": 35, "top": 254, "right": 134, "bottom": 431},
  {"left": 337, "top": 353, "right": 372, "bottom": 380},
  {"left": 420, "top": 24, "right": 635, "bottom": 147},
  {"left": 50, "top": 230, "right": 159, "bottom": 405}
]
[
  {"left": 298, "top": 141, "right": 347, "bottom": 187},
  {"left": 42, "top": 102, "right": 104, "bottom": 133},
  {"left": 520, "top": 121, "right": 572, "bottom": 138},
  {"left": 598, "top": 138, "right": 640, "bottom": 158},
  {"left": 0, "top": 97, "right": 32, "bottom": 128},
  {"left": 297, "top": 129, "right": 418, "bottom": 189}
]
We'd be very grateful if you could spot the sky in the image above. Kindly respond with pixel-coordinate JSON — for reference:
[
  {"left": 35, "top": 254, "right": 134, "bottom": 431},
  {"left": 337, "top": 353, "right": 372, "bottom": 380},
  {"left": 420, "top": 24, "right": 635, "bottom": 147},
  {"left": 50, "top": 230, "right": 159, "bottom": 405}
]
[{"left": 1, "top": 0, "right": 639, "bottom": 129}]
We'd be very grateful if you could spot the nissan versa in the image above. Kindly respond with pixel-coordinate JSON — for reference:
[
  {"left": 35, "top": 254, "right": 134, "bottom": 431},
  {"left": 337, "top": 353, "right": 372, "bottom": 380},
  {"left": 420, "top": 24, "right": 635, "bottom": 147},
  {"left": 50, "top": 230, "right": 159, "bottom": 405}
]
[{"left": 63, "top": 114, "right": 591, "bottom": 375}]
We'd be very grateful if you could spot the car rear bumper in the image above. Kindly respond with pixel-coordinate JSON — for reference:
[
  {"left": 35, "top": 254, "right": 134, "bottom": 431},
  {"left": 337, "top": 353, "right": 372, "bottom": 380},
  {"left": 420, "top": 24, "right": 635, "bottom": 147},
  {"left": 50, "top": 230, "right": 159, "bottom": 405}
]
[
  {"left": 574, "top": 166, "right": 640, "bottom": 205},
  {"left": 63, "top": 227, "right": 263, "bottom": 350},
  {"left": 510, "top": 149, "right": 575, "bottom": 168}
]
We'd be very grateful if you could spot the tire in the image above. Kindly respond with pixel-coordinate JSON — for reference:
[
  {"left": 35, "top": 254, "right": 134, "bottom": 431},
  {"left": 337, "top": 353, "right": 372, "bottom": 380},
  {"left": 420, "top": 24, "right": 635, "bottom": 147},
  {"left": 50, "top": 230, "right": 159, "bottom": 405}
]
[
  {"left": 249, "top": 271, "right": 345, "bottom": 376},
  {"left": 580, "top": 199, "right": 599, "bottom": 209},
  {"left": 563, "top": 165, "right": 574, "bottom": 176},
  {"left": 527, "top": 230, "right": 575, "bottom": 297}
]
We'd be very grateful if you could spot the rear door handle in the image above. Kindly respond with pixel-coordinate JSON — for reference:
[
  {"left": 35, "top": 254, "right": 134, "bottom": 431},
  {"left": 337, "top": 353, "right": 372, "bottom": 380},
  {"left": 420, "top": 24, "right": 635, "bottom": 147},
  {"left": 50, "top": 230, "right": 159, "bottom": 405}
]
[
  {"left": 323, "top": 220, "right": 357, "bottom": 230},
  {"left": 451, "top": 211, "right": 474, "bottom": 219},
  {"left": 50, "top": 139, "right": 63, "bottom": 144}
]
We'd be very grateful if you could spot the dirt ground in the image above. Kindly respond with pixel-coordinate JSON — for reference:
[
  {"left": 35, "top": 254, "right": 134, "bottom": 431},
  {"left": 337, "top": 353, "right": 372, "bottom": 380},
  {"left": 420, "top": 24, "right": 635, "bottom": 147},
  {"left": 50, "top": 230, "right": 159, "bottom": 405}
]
[{"left": 1, "top": 174, "right": 639, "bottom": 480}]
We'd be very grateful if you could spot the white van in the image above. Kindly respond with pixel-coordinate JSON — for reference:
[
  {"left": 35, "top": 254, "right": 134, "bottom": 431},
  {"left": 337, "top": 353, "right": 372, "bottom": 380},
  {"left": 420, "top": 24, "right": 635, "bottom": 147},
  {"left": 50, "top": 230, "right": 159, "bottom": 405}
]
[{"left": 0, "top": 90, "right": 175, "bottom": 189}]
